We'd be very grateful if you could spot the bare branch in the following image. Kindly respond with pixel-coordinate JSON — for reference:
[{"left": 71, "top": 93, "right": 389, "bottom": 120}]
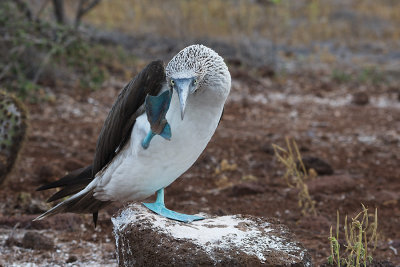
[
  {"left": 75, "top": 0, "right": 102, "bottom": 28},
  {"left": 34, "top": 0, "right": 50, "bottom": 21},
  {"left": 52, "top": 0, "right": 65, "bottom": 24}
]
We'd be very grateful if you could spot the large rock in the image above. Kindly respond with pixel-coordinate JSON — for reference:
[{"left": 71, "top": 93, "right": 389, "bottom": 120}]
[{"left": 112, "top": 204, "right": 312, "bottom": 266}]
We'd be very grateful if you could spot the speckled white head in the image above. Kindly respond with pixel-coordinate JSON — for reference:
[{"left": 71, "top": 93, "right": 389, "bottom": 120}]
[{"left": 166, "top": 45, "right": 231, "bottom": 119}]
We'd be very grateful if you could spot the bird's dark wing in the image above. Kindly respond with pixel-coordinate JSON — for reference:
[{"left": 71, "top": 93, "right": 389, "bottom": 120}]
[
  {"left": 36, "top": 61, "right": 165, "bottom": 226},
  {"left": 92, "top": 60, "right": 166, "bottom": 176}
]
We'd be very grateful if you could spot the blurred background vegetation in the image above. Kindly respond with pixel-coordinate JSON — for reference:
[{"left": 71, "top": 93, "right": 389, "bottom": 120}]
[
  {"left": 1, "top": 0, "right": 399, "bottom": 101},
  {"left": 85, "top": 0, "right": 400, "bottom": 45}
]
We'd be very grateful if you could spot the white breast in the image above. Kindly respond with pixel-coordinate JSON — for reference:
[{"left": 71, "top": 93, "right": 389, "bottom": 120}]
[{"left": 92, "top": 87, "right": 226, "bottom": 202}]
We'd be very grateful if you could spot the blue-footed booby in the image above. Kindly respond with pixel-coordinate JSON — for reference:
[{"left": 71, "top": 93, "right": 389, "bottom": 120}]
[{"left": 35, "top": 44, "right": 231, "bottom": 225}]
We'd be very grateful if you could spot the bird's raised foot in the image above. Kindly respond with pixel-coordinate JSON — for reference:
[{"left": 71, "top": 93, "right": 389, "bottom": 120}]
[
  {"left": 142, "top": 202, "right": 204, "bottom": 223},
  {"left": 141, "top": 90, "right": 173, "bottom": 149}
]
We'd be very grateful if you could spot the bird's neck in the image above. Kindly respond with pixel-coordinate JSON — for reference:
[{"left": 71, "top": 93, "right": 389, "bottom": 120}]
[{"left": 165, "top": 87, "right": 224, "bottom": 130}]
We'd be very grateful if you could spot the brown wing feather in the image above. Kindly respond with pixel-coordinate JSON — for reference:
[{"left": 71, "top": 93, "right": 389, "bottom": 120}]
[{"left": 92, "top": 60, "right": 165, "bottom": 176}]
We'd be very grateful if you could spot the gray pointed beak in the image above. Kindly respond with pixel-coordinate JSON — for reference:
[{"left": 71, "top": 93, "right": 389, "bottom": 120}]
[{"left": 174, "top": 78, "right": 193, "bottom": 120}]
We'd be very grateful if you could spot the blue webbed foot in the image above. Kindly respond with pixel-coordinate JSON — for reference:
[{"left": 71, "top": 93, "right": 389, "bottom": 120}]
[
  {"left": 141, "top": 90, "right": 172, "bottom": 149},
  {"left": 142, "top": 188, "right": 204, "bottom": 223},
  {"left": 143, "top": 202, "right": 204, "bottom": 223}
]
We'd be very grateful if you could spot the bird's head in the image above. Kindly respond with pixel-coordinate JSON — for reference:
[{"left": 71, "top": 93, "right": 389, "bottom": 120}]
[{"left": 166, "top": 44, "right": 230, "bottom": 119}]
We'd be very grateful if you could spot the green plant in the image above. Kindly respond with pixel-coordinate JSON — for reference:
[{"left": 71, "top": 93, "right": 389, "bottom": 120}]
[
  {"left": 0, "top": 1, "right": 110, "bottom": 100},
  {"left": 0, "top": 91, "right": 28, "bottom": 184},
  {"left": 358, "top": 67, "right": 385, "bottom": 85},
  {"left": 332, "top": 69, "right": 352, "bottom": 83},
  {"left": 328, "top": 211, "right": 342, "bottom": 266},
  {"left": 332, "top": 67, "right": 387, "bottom": 85},
  {"left": 272, "top": 137, "right": 316, "bottom": 215},
  {"left": 328, "top": 205, "right": 378, "bottom": 267}
]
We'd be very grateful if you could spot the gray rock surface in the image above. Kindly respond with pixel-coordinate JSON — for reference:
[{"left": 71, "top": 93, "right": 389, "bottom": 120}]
[{"left": 112, "top": 204, "right": 312, "bottom": 266}]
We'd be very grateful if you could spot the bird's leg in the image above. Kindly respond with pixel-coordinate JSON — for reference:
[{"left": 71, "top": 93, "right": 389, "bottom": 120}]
[
  {"left": 142, "top": 188, "right": 204, "bottom": 223},
  {"left": 141, "top": 90, "right": 173, "bottom": 149}
]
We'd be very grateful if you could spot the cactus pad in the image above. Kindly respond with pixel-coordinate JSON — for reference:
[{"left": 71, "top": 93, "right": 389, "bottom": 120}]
[{"left": 0, "top": 91, "right": 27, "bottom": 184}]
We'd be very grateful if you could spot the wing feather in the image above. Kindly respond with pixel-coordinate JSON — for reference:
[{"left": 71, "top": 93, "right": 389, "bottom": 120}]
[{"left": 92, "top": 60, "right": 166, "bottom": 176}]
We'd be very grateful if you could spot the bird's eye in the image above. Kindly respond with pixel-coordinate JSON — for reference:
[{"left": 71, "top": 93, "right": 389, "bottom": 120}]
[
  {"left": 193, "top": 79, "right": 198, "bottom": 85},
  {"left": 170, "top": 80, "right": 175, "bottom": 86}
]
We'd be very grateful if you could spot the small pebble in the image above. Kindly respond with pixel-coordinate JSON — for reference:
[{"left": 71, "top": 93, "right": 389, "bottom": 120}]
[
  {"left": 66, "top": 255, "right": 78, "bottom": 263},
  {"left": 352, "top": 92, "right": 369, "bottom": 105}
]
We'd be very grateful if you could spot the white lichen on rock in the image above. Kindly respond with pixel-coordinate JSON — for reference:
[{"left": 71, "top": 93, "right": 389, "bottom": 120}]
[{"left": 112, "top": 204, "right": 312, "bottom": 266}]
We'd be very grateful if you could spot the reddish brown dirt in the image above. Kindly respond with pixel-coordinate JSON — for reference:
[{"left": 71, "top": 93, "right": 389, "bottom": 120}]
[{"left": 0, "top": 69, "right": 399, "bottom": 266}]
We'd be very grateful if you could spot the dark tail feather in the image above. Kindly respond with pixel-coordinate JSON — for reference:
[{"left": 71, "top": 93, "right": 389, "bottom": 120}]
[
  {"left": 35, "top": 164, "right": 110, "bottom": 226},
  {"left": 34, "top": 188, "right": 110, "bottom": 222},
  {"left": 46, "top": 184, "right": 85, "bottom": 202},
  {"left": 37, "top": 165, "right": 93, "bottom": 191}
]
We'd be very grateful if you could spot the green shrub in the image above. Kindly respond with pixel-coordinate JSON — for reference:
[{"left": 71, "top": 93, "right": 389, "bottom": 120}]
[{"left": 0, "top": 1, "right": 110, "bottom": 100}]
